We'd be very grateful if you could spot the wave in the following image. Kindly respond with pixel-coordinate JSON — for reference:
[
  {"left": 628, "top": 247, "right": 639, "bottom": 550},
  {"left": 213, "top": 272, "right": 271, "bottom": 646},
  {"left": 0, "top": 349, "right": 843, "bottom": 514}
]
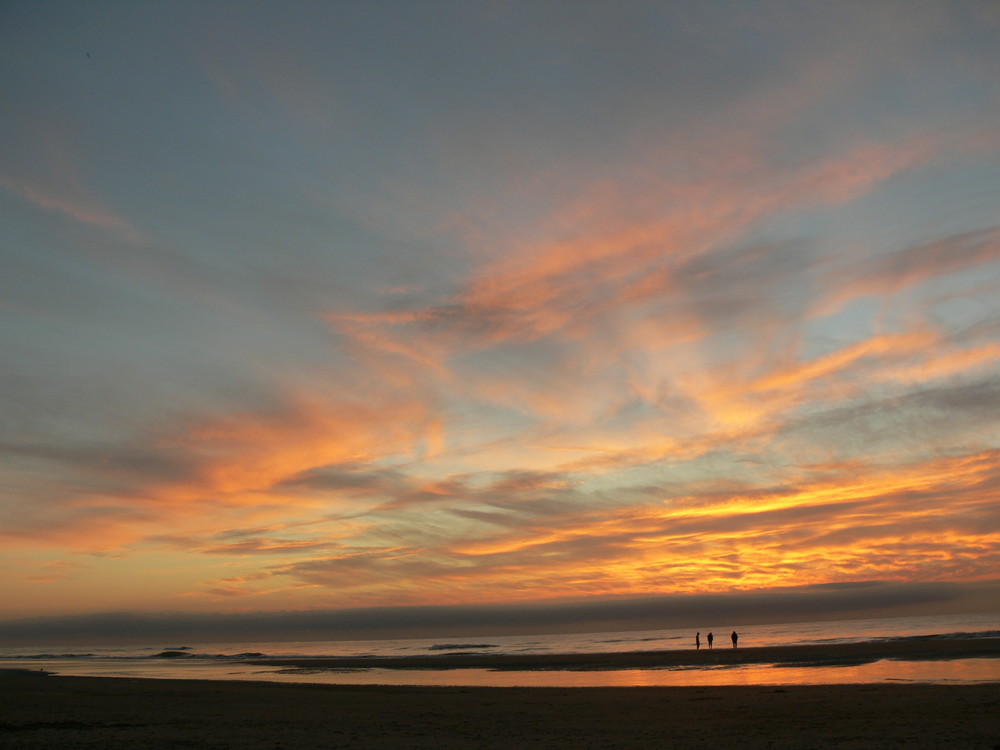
[
  {"left": 598, "top": 636, "right": 682, "bottom": 644},
  {"left": 880, "top": 630, "right": 1000, "bottom": 642},
  {"left": 4, "top": 626, "right": 997, "bottom": 662},
  {"left": 151, "top": 651, "right": 266, "bottom": 659}
]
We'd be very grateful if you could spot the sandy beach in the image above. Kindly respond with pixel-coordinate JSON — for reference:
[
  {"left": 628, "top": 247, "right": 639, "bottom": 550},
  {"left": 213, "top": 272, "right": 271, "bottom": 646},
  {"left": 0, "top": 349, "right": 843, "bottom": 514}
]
[
  {"left": 3, "top": 639, "right": 999, "bottom": 749},
  {"left": 2, "top": 672, "right": 999, "bottom": 749}
]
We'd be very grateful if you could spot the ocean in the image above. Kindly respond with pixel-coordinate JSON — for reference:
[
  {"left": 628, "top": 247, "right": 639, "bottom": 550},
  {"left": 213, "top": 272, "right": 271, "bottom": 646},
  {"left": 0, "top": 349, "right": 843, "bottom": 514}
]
[{"left": 2, "top": 611, "right": 997, "bottom": 687}]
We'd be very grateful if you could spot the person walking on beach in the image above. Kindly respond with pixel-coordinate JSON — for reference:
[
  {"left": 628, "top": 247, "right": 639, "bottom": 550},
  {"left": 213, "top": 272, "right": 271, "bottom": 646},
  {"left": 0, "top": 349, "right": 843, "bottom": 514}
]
[
  {"left": 695, "top": 632, "right": 701, "bottom": 650},
  {"left": 731, "top": 631, "right": 738, "bottom": 648},
  {"left": 707, "top": 632, "right": 713, "bottom": 649}
]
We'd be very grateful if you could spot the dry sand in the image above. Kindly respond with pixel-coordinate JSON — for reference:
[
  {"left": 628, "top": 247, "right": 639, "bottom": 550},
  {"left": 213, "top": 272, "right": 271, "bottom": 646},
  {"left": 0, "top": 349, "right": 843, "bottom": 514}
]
[{"left": 2, "top": 639, "right": 999, "bottom": 749}]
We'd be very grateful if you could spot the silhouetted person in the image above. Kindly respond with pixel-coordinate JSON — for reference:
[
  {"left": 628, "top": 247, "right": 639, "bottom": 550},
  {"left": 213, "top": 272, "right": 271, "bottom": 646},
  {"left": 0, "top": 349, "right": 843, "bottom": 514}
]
[
  {"left": 695, "top": 632, "right": 701, "bottom": 650},
  {"left": 731, "top": 631, "right": 738, "bottom": 648},
  {"left": 707, "top": 632, "right": 713, "bottom": 649}
]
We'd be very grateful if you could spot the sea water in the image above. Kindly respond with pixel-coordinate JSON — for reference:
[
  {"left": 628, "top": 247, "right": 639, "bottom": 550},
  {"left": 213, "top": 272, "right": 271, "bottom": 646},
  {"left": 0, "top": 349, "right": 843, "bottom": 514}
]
[{"left": 2, "top": 611, "right": 997, "bottom": 687}]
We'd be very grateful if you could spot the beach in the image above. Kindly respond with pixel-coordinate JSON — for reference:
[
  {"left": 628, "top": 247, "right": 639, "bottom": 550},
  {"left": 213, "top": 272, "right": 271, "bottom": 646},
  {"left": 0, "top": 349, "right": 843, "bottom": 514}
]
[
  {"left": 3, "top": 638, "right": 999, "bottom": 749},
  {"left": 248, "top": 635, "right": 1000, "bottom": 671},
  {"left": 2, "top": 673, "right": 999, "bottom": 749}
]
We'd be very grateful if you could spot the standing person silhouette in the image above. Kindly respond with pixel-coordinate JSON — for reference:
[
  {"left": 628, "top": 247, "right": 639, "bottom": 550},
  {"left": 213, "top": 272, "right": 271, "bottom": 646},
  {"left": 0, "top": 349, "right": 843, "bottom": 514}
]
[
  {"left": 707, "top": 632, "right": 714, "bottom": 649},
  {"left": 695, "top": 632, "right": 701, "bottom": 650},
  {"left": 731, "top": 631, "right": 738, "bottom": 648}
]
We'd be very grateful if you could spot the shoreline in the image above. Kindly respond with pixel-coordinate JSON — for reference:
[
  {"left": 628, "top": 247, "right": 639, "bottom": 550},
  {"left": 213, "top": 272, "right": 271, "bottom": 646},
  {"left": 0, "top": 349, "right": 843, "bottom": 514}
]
[
  {"left": 3, "top": 672, "right": 999, "bottom": 749},
  {"left": 247, "top": 636, "right": 1000, "bottom": 672}
]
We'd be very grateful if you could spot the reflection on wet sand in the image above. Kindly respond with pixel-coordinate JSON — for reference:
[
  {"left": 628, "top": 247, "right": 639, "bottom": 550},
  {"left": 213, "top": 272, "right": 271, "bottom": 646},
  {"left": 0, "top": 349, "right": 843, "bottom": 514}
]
[
  {"left": 253, "top": 657, "right": 1000, "bottom": 687},
  {"left": 249, "top": 636, "right": 1000, "bottom": 673},
  {"left": 9, "top": 655, "right": 998, "bottom": 688}
]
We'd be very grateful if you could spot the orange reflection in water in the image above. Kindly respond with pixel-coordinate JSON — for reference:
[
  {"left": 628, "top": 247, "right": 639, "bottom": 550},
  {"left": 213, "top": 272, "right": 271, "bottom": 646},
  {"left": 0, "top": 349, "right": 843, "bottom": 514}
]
[
  {"left": 14, "top": 658, "right": 999, "bottom": 688},
  {"left": 598, "top": 659, "right": 1000, "bottom": 688}
]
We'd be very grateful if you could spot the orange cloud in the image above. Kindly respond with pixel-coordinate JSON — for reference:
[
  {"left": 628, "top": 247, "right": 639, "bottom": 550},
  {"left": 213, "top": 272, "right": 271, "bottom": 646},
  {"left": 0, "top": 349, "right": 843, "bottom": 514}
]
[
  {"left": 331, "top": 130, "right": 945, "bottom": 382},
  {"left": 753, "top": 329, "right": 940, "bottom": 393},
  {"left": 290, "top": 450, "right": 998, "bottom": 604},
  {"left": 0, "top": 116, "right": 141, "bottom": 241},
  {"left": 0, "top": 386, "right": 444, "bottom": 555},
  {"left": 0, "top": 174, "right": 137, "bottom": 238},
  {"left": 815, "top": 227, "right": 1000, "bottom": 318},
  {"left": 873, "top": 342, "right": 1000, "bottom": 384}
]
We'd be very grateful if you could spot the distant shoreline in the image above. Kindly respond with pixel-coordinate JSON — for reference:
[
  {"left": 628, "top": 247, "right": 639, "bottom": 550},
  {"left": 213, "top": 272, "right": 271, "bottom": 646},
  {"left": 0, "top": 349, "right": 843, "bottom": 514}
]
[{"left": 247, "top": 636, "right": 1000, "bottom": 672}]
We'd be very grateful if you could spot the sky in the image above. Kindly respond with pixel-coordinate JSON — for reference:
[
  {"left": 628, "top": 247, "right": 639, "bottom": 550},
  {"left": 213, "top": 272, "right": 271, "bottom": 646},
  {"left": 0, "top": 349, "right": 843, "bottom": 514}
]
[{"left": 2, "top": 1, "right": 1000, "bottom": 642}]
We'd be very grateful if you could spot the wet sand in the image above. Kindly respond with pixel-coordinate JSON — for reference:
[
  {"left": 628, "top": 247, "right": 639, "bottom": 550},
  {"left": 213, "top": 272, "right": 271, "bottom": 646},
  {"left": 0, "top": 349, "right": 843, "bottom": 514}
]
[
  {"left": 2, "top": 639, "right": 999, "bottom": 749},
  {"left": 249, "top": 636, "right": 1000, "bottom": 671},
  {"left": 2, "top": 670, "right": 999, "bottom": 749}
]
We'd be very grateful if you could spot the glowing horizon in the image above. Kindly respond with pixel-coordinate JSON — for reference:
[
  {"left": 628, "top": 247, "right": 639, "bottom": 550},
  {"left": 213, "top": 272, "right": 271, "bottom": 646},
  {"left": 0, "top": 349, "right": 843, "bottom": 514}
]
[{"left": 1, "top": 1, "right": 999, "bottom": 629}]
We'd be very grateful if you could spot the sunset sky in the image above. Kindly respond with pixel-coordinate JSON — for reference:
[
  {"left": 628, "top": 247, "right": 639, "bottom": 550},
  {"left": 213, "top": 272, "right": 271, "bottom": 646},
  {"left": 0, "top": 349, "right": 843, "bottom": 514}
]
[{"left": 2, "top": 1, "right": 999, "bottom": 641}]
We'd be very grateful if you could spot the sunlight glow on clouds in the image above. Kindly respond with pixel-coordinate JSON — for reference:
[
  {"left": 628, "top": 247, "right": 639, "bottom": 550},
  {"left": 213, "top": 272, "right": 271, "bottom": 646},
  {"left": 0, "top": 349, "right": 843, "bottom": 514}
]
[{"left": 1, "top": 1, "right": 999, "bottom": 627}]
